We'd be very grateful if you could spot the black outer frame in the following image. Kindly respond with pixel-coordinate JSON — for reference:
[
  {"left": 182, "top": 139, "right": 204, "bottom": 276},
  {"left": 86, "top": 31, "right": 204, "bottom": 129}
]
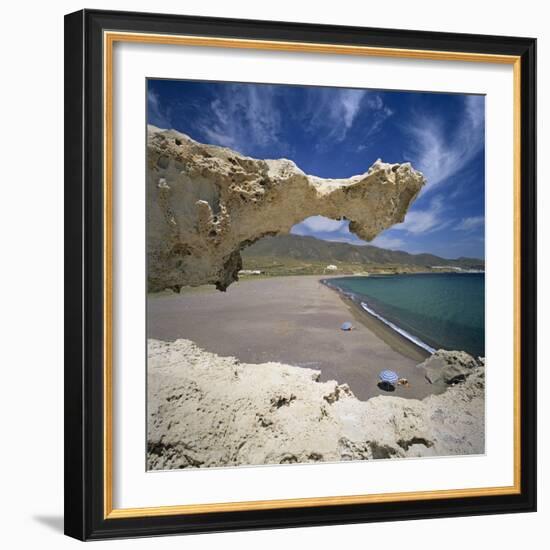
[{"left": 64, "top": 9, "right": 537, "bottom": 541}]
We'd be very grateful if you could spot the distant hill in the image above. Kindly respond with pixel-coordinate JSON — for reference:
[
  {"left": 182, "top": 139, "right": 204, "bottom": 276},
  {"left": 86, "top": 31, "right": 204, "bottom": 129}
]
[{"left": 241, "top": 234, "right": 484, "bottom": 274}]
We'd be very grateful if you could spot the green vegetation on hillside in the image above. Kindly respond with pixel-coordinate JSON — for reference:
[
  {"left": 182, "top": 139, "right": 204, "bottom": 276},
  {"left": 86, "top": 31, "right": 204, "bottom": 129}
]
[{"left": 240, "top": 234, "right": 484, "bottom": 278}]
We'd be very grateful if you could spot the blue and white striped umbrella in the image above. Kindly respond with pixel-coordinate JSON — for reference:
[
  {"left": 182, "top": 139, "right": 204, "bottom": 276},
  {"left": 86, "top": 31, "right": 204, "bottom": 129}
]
[{"left": 379, "top": 370, "right": 399, "bottom": 385}]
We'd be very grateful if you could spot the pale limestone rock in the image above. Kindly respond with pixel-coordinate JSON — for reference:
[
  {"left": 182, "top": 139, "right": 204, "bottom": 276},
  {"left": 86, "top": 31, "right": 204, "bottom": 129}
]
[
  {"left": 419, "top": 349, "right": 480, "bottom": 391},
  {"left": 147, "top": 126, "right": 425, "bottom": 291},
  {"left": 147, "top": 339, "right": 485, "bottom": 470}
]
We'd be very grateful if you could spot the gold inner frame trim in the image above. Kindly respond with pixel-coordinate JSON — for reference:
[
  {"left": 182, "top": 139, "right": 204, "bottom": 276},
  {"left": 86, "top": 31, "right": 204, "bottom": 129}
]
[{"left": 103, "top": 30, "right": 522, "bottom": 520}]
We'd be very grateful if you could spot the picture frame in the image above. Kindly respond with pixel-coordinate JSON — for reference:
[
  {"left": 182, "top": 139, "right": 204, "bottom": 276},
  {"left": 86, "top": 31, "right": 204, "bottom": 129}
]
[{"left": 64, "top": 8, "right": 537, "bottom": 540}]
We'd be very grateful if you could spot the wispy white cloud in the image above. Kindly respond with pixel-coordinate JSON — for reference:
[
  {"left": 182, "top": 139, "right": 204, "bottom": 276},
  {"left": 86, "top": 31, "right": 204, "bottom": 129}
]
[
  {"left": 356, "top": 95, "right": 394, "bottom": 151},
  {"left": 291, "top": 219, "right": 406, "bottom": 250},
  {"left": 393, "top": 195, "right": 451, "bottom": 235},
  {"left": 147, "top": 89, "right": 172, "bottom": 129},
  {"left": 195, "top": 85, "right": 282, "bottom": 155},
  {"left": 308, "top": 89, "right": 365, "bottom": 142},
  {"left": 340, "top": 90, "right": 365, "bottom": 129},
  {"left": 293, "top": 216, "right": 347, "bottom": 234},
  {"left": 454, "top": 215, "right": 484, "bottom": 231},
  {"left": 405, "top": 95, "right": 484, "bottom": 193},
  {"left": 306, "top": 89, "right": 392, "bottom": 146},
  {"left": 370, "top": 235, "right": 405, "bottom": 250},
  {"left": 322, "top": 235, "right": 367, "bottom": 245},
  {"left": 291, "top": 216, "right": 370, "bottom": 246},
  {"left": 156, "top": 84, "right": 393, "bottom": 157}
]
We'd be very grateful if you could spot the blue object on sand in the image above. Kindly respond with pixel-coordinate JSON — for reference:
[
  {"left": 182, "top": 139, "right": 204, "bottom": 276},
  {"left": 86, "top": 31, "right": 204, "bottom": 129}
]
[
  {"left": 379, "top": 370, "right": 399, "bottom": 385},
  {"left": 340, "top": 322, "right": 353, "bottom": 331}
]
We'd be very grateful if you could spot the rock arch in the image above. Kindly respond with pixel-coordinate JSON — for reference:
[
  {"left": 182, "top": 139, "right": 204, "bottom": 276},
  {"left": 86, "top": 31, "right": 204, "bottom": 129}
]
[{"left": 147, "top": 126, "right": 425, "bottom": 291}]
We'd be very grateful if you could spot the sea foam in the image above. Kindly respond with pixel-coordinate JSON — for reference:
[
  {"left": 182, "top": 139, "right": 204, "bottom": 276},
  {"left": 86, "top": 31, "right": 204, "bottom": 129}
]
[{"left": 359, "top": 301, "right": 436, "bottom": 354}]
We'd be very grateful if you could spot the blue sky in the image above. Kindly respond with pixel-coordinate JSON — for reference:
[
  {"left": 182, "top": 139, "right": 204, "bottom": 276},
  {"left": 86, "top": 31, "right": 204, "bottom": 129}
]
[{"left": 148, "top": 79, "right": 485, "bottom": 259}]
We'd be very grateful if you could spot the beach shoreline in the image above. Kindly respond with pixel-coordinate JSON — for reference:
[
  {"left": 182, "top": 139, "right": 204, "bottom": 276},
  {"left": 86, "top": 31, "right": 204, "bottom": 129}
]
[
  {"left": 320, "top": 277, "right": 431, "bottom": 363},
  {"left": 148, "top": 275, "right": 435, "bottom": 400}
]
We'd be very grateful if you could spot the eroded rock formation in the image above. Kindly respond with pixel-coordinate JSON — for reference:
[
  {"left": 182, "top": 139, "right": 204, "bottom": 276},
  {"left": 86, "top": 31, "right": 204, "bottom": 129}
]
[
  {"left": 147, "top": 126, "right": 425, "bottom": 291},
  {"left": 420, "top": 350, "right": 481, "bottom": 392},
  {"left": 147, "top": 340, "right": 485, "bottom": 470}
]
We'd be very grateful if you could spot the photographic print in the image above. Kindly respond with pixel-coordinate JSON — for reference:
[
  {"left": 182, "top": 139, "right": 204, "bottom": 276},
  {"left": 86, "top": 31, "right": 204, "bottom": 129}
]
[
  {"left": 65, "top": 11, "right": 536, "bottom": 538},
  {"left": 146, "top": 79, "right": 486, "bottom": 471}
]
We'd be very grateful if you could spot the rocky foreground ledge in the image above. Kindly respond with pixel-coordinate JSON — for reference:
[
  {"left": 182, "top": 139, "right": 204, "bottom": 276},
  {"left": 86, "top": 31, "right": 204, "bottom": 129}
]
[
  {"left": 147, "top": 126, "right": 425, "bottom": 291},
  {"left": 147, "top": 340, "right": 485, "bottom": 470}
]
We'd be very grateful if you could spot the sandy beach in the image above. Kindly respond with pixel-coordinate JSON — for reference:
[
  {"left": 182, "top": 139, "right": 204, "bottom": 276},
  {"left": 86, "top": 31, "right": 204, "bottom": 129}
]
[{"left": 148, "top": 275, "right": 434, "bottom": 400}]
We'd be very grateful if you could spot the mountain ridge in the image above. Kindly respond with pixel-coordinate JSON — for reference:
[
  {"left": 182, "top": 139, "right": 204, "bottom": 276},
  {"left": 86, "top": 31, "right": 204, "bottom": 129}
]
[{"left": 242, "top": 234, "right": 484, "bottom": 270}]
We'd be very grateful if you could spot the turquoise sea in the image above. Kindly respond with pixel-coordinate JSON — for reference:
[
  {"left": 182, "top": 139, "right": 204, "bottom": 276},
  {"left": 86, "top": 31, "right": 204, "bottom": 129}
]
[{"left": 325, "top": 273, "right": 485, "bottom": 357}]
